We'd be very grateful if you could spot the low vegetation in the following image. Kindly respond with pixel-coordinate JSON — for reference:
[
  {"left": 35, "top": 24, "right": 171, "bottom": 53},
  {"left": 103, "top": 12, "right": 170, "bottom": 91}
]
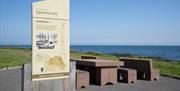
[
  {"left": 0, "top": 48, "right": 31, "bottom": 68},
  {"left": 0, "top": 48, "right": 180, "bottom": 77}
]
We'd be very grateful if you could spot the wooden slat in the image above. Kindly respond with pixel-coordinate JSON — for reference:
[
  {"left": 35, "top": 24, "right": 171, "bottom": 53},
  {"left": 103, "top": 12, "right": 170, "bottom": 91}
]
[{"left": 74, "top": 59, "right": 123, "bottom": 67}]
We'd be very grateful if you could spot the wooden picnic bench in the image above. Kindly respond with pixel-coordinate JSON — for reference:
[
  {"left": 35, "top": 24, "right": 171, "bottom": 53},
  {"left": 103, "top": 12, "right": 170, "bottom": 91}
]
[
  {"left": 119, "top": 58, "right": 160, "bottom": 81},
  {"left": 73, "top": 59, "right": 123, "bottom": 86}
]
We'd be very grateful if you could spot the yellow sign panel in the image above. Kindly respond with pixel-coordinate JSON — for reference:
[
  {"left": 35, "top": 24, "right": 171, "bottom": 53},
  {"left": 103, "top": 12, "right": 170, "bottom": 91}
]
[{"left": 32, "top": 0, "right": 69, "bottom": 80}]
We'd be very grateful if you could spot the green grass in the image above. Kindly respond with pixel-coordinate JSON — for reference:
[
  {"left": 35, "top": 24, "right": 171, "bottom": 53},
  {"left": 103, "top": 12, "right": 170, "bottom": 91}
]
[
  {"left": 152, "top": 59, "right": 180, "bottom": 77},
  {"left": 0, "top": 48, "right": 180, "bottom": 77},
  {"left": 0, "top": 48, "right": 31, "bottom": 68},
  {"left": 70, "top": 50, "right": 118, "bottom": 60}
]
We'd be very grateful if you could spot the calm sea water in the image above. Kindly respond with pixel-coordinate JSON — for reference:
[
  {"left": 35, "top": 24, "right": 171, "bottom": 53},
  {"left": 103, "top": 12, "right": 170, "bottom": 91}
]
[
  {"left": 71, "top": 45, "right": 180, "bottom": 61},
  {"left": 0, "top": 45, "right": 180, "bottom": 61}
]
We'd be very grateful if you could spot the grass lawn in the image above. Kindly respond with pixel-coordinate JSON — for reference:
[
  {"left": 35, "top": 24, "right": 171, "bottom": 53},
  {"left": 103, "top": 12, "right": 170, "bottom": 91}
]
[
  {"left": 0, "top": 48, "right": 180, "bottom": 77},
  {"left": 0, "top": 48, "right": 31, "bottom": 68},
  {"left": 152, "top": 59, "right": 180, "bottom": 77}
]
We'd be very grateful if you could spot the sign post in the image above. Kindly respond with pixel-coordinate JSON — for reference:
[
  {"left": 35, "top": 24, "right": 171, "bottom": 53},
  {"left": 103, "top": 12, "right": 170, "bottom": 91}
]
[
  {"left": 22, "top": 1, "right": 75, "bottom": 91},
  {"left": 32, "top": 0, "right": 70, "bottom": 80}
]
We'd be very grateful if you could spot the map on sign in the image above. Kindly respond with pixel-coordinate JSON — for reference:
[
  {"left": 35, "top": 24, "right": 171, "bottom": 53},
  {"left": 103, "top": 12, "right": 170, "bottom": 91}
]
[{"left": 32, "top": 0, "right": 69, "bottom": 80}]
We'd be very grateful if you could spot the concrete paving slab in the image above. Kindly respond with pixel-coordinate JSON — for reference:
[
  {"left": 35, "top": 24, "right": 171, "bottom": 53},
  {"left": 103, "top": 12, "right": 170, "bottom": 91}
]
[
  {"left": 0, "top": 69, "right": 22, "bottom": 91},
  {"left": 77, "top": 76, "right": 180, "bottom": 91},
  {"left": 0, "top": 69, "right": 180, "bottom": 91}
]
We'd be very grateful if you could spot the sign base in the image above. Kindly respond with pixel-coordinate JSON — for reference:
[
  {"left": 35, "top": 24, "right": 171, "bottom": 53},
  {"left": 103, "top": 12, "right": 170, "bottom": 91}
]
[{"left": 22, "top": 61, "right": 75, "bottom": 91}]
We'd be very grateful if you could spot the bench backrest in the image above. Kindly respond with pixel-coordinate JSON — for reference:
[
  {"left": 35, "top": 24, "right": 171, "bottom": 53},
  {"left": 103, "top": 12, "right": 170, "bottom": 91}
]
[
  {"left": 81, "top": 55, "right": 97, "bottom": 59},
  {"left": 119, "top": 58, "right": 153, "bottom": 73}
]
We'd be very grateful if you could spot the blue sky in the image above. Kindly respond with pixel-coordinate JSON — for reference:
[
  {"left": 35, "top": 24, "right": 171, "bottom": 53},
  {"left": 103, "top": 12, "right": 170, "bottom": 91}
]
[{"left": 0, "top": 0, "right": 180, "bottom": 45}]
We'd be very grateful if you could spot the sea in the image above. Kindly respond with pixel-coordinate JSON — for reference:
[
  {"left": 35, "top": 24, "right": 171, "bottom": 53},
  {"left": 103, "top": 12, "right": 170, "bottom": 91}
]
[{"left": 0, "top": 45, "right": 180, "bottom": 61}]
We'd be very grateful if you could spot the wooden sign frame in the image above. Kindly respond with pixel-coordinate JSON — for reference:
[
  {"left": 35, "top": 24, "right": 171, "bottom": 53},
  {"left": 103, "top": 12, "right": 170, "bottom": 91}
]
[{"left": 32, "top": 0, "right": 70, "bottom": 80}]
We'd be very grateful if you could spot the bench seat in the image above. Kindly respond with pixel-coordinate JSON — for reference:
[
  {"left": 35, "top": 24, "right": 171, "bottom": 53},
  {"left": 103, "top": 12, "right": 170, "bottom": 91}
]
[
  {"left": 117, "top": 68, "right": 137, "bottom": 83},
  {"left": 76, "top": 69, "right": 89, "bottom": 89}
]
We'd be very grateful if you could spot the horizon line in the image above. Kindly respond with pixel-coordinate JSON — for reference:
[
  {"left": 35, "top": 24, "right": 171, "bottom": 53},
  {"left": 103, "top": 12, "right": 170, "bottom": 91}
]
[{"left": 0, "top": 44, "right": 180, "bottom": 46}]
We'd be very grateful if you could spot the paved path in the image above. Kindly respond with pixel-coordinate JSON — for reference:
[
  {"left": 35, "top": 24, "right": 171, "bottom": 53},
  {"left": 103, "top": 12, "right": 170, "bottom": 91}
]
[
  {"left": 0, "top": 69, "right": 22, "bottom": 91},
  {"left": 0, "top": 68, "right": 180, "bottom": 91},
  {"left": 77, "top": 76, "right": 180, "bottom": 91}
]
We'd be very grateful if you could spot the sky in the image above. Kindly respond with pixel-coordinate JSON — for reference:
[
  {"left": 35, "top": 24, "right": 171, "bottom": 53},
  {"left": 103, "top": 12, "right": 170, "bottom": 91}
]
[{"left": 0, "top": 0, "right": 180, "bottom": 45}]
